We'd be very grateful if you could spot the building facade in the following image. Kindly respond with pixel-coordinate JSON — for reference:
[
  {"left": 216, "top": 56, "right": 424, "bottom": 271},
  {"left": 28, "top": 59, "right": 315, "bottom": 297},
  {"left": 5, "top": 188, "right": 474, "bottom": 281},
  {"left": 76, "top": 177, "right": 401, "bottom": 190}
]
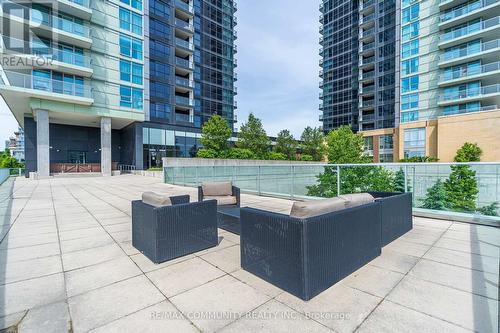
[
  {"left": 363, "top": 0, "right": 500, "bottom": 162},
  {"left": 0, "top": 0, "right": 237, "bottom": 175},
  {"left": 5, "top": 127, "right": 25, "bottom": 162},
  {"left": 320, "top": 0, "right": 400, "bottom": 139}
]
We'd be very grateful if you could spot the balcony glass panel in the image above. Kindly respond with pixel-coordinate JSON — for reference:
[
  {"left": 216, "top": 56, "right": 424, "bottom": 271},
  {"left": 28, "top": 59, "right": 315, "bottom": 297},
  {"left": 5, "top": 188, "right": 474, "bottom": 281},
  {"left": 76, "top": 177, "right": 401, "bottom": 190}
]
[
  {"left": 441, "top": 0, "right": 497, "bottom": 22},
  {"left": 441, "top": 17, "right": 499, "bottom": 41}
]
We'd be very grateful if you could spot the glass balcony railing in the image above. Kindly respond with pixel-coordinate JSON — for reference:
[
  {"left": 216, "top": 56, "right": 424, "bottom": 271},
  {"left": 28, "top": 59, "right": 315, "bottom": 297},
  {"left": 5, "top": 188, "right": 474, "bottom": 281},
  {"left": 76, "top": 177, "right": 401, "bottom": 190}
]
[
  {"left": 361, "top": 42, "right": 375, "bottom": 52},
  {"left": 360, "top": 56, "right": 375, "bottom": 65},
  {"left": 441, "top": 17, "right": 500, "bottom": 42},
  {"left": 68, "top": 0, "right": 90, "bottom": 7},
  {"left": 175, "top": 0, "right": 194, "bottom": 14},
  {"left": 175, "top": 57, "right": 194, "bottom": 69},
  {"left": 442, "top": 39, "right": 500, "bottom": 61},
  {"left": 361, "top": 27, "right": 375, "bottom": 38},
  {"left": 175, "top": 95, "right": 193, "bottom": 106},
  {"left": 175, "top": 37, "right": 193, "bottom": 51},
  {"left": 359, "top": 100, "right": 375, "bottom": 108},
  {"left": 360, "top": 71, "right": 375, "bottom": 80},
  {"left": 440, "top": 61, "right": 500, "bottom": 81},
  {"left": 360, "top": 13, "right": 375, "bottom": 24},
  {"left": 440, "top": 84, "right": 500, "bottom": 101},
  {"left": 175, "top": 76, "right": 193, "bottom": 87},
  {"left": 361, "top": 85, "right": 375, "bottom": 93},
  {"left": 174, "top": 18, "right": 193, "bottom": 31},
  {"left": 1, "top": 36, "right": 91, "bottom": 68},
  {"left": 441, "top": 0, "right": 498, "bottom": 22},
  {"left": 444, "top": 104, "right": 498, "bottom": 115},
  {"left": 175, "top": 112, "right": 193, "bottom": 123},
  {"left": 360, "top": 0, "right": 375, "bottom": 10},
  {"left": 0, "top": 70, "right": 92, "bottom": 98}
]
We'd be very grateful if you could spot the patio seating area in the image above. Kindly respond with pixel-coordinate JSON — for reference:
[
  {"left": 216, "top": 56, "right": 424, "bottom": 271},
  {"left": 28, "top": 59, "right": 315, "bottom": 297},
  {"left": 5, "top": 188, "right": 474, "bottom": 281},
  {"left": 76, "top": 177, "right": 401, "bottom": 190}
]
[{"left": 0, "top": 174, "right": 498, "bottom": 332}]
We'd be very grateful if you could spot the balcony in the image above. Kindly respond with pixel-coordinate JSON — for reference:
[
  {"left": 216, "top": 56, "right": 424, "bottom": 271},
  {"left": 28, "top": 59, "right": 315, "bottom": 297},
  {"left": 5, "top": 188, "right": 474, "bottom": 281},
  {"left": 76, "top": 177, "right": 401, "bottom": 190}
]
[
  {"left": 443, "top": 103, "right": 498, "bottom": 115},
  {"left": 53, "top": 0, "right": 92, "bottom": 20},
  {"left": 175, "top": 112, "right": 193, "bottom": 123},
  {"left": 359, "top": 55, "right": 375, "bottom": 68},
  {"left": 0, "top": 70, "right": 92, "bottom": 104},
  {"left": 360, "top": 85, "right": 375, "bottom": 94},
  {"left": 361, "top": 114, "right": 375, "bottom": 121},
  {"left": 175, "top": 0, "right": 194, "bottom": 16},
  {"left": 175, "top": 57, "right": 194, "bottom": 70},
  {"left": 175, "top": 18, "right": 194, "bottom": 32},
  {"left": 360, "top": 0, "right": 375, "bottom": 11},
  {"left": 360, "top": 27, "right": 375, "bottom": 39},
  {"left": 175, "top": 37, "right": 194, "bottom": 51},
  {"left": 438, "top": 83, "right": 500, "bottom": 104},
  {"left": 440, "top": 0, "right": 500, "bottom": 25},
  {"left": 439, "top": 61, "right": 500, "bottom": 85},
  {"left": 439, "top": 39, "right": 500, "bottom": 65},
  {"left": 360, "top": 41, "right": 375, "bottom": 53},
  {"left": 0, "top": 36, "right": 92, "bottom": 77},
  {"left": 360, "top": 13, "right": 375, "bottom": 25},
  {"left": 360, "top": 70, "right": 375, "bottom": 81},
  {"left": 359, "top": 99, "right": 375, "bottom": 108},
  {"left": 439, "top": 16, "right": 500, "bottom": 47},
  {"left": 175, "top": 76, "right": 194, "bottom": 88},
  {"left": 319, "top": 113, "right": 323, "bottom": 121},
  {"left": 175, "top": 95, "right": 194, "bottom": 107},
  {"left": 319, "top": 69, "right": 324, "bottom": 78}
]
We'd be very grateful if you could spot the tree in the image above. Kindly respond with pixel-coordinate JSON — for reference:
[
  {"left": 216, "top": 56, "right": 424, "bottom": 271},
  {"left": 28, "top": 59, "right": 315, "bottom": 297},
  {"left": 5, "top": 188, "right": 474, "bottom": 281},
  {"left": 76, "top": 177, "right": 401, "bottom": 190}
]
[
  {"left": 444, "top": 143, "right": 481, "bottom": 212},
  {"left": 236, "top": 113, "right": 270, "bottom": 158},
  {"left": 274, "top": 129, "right": 296, "bottom": 160},
  {"left": 266, "top": 152, "right": 287, "bottom": 160},
  {"left": 300, "top": 127, "right": 325, "bottom": 161},
  {"left": 325, "top": 126, "right": 370, "bottom": 163},
  {"left": 307, "top": 126, "right": 394, "bottom": 197},
  {"left": 477, "top": 202, "right": 499, "bottom": 216},
  {"left": 393, "top": 168, "right": 411, "bottom": 193},
  {"left": 198, "top": 114, "right": 232, "bottom": 156},
  {"left": 0, "top": 149, "right": 23, "bottom": 169},
  {"left": 223, "top": 148, "right": 256, "bottom": 160},
  {"left": 421, "top": 179, "right": 447, "bottom": 210},
  {"left": 399, "top": 156, "right": 439, "bottom": 163}
]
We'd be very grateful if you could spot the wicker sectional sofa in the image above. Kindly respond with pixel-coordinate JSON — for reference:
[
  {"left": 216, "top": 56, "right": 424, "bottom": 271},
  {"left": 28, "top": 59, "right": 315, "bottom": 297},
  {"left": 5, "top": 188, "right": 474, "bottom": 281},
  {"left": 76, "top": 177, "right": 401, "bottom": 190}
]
[{"left": 240, "top": 192, "right": 412, "bottom": 301}]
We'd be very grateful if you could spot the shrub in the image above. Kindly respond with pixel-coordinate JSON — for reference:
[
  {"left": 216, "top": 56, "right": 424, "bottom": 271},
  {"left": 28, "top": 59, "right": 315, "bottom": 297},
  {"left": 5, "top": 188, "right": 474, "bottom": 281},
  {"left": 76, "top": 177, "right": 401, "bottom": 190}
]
[
  {"left": 224, "top": 148, "right": 256, "bottom": 160},
  {"left": 477, "top": 202, "right": 499, "bottom": 216},
  {"left": 266, "top": 152, "right": 287, "bottom": 160},
  {"left": 300, "top": 154, "right": 314, "bottom": 161},
  {"left": 196, "top": 148, "right": 219, "bottom": 159}
]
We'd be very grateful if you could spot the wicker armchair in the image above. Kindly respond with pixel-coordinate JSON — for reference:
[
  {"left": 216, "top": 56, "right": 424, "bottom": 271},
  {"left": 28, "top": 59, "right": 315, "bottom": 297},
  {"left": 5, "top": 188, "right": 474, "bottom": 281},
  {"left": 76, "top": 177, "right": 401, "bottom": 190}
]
[{"left": 132, "top": 195, "right": 218, "bottom": 264}]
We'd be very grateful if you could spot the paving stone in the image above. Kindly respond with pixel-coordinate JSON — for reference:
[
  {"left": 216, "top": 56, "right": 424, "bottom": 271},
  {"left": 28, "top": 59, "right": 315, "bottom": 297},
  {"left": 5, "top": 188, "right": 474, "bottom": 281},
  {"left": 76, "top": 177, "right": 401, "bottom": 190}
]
[
  {"left": 170, "top": 275, "right": 270, "bottom": 332},
  {"left": 66, "top": 256, "right": 142, "bottom": 297},
  {"left": 62, "top": 243, "right": 126, "bottom": 271},
  {"left": 130, "top": 252, "right": 195, "bottom": 273},
  {"left": 423, "top": 247, "right": 499, "bottom": 274},
  {"left": 369, "top": 248, "right": 419, "bottom": 274},
  {"left": 0, "top": 256, "right": 62, "bottom": 284},
  {"left": 219, "top": 299, "right": 332, "bottom": 333},
  {"left": 60, "top": 233, "right": 115, "bottom": 253},
  {"left": 434, "top": 237, "right": 500, "bottom": 258},
  {"left": 200, "top": 244, "right": 241, "bottom": 273},
  {"left": 409, "top": 259, "right": 498, "bottom": 300},
  {"left": 0, "top": 311, "right": 26, "bottom": 330},
  {"left": 18, "top": 301, "right": 70, "bottom": 333},
  {"left": 230, "top": 269, "right": 284, "bottom": 298},
  {"left": 89, "top": 301, "right": 198, "bottom": 333},
  {"left": 276, "top": 283, "right": 381, "bottom": 333},
  {"left": 383, "top": 238, "right": 432, "bottom": 258},
  {"left": 0, "top": 242, "right": 60, "bottom": 263},
  {"left": 68, "top": 275, "right": 165, "bottom": 333},
  {"left": 147, "top": 257, "right": 226, "bottom": 297},
  {"left": 341, "top": 265, "right": 404, "bottom": 298},
  {"left": 387, "top": 276, "right": 498, "bottom": 332},
  {"left": 0, "top": 273, "right": 66, "bottom": 316},
  {"left": 357, "top": 300, "right": 473, "bottom": 333}
]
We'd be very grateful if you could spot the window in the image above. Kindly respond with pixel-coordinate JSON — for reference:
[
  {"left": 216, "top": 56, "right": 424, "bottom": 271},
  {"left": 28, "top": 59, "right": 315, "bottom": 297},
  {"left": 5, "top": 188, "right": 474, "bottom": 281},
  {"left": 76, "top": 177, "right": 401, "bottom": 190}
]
[
  {"left": 132, "top": 63, "right": 143, "bottom": 84},
  {"left": 120, "top": 60, "right": 142, "bottom": 84},
  {"left": 402, "top": 0, "right": 419, "bottom": 9},
  {"left": 402, "top": 3, "right": 419, "bottom": 24},
  {"left": 401, "top": 93, "right": 419, "bottom": 110},
  {"left": 120, "top": 34, "right": 142, "bottom": 60},
  {"left": 121, "top": 0, "right": 142, "bottom": 11},
  {"left": 150, "top": 0, "right": 170, "bottom": 18},
  {"left": 404, "top": 128, "right": 426, "bottom": 158},
  {"left": 401, "top": 111, "right": 419, "bottom": 123},
  {"left": 119, "top": 8, "right": 130, "bottom": 30},
  {"left": 379, "top": 135, "right": 393, "bottom": 150},
  {"left": 402, "top": 22, "right": 419, "bottom": 42},
  {"left": 401, "top": 75, "right": 419, "bottom": 93},
  {"left": 119, "top": 8, "right": 142, "bottom": 35},
  {"left": 119, "top": 59, "right": 131, "bottom": 81},
  {"left": 401, "top": 40, "right": 419, "bottom": 59},
  {"left": 401, "top": 58, "right": 419, "bottom": 76},
  {"left": 364, "top": 136, "right": 374, "bottom": 151},
  {"left": 120, "top": 85, "right": 143, "bottom": 109}
]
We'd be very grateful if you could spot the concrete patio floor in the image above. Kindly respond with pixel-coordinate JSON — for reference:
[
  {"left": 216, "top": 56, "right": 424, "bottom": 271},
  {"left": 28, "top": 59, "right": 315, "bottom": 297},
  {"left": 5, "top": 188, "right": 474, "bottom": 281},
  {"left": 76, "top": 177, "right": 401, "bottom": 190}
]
[{"left": 0, "top": 174, "right": 498, "bottom": 333}]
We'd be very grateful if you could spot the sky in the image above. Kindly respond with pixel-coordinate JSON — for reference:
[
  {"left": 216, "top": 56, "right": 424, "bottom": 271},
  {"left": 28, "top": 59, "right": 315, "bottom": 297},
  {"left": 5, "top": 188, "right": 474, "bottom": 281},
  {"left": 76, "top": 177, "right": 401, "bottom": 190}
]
[{"left": 0, "top": 0, "right": 321, "bottom": 148}]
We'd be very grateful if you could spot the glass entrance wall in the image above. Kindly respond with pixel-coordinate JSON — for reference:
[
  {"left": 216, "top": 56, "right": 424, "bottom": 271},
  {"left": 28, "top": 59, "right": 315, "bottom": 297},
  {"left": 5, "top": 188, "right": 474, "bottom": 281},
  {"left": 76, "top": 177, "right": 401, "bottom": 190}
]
[{"left": 142, "top": 127, "right": 202, "bottom": 169}]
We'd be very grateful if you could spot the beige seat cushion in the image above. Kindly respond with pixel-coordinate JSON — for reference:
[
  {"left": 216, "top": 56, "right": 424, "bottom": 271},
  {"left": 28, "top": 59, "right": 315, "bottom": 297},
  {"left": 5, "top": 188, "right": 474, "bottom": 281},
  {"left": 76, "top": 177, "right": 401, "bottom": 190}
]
[
  {"left": 339, "top": 193, "right": 374, "bottom": 208},
  {"left": 204, "top": 195, "right": 237, "bottom": 206},
  {"left": 202, "top": 181, "right": 233, "bottom": 196},
  {"left": 290, "top": 197, "right": 348, "bottom": 218},
  {"left": 142, "top": 192, "right": 172, "bottom": 207}
]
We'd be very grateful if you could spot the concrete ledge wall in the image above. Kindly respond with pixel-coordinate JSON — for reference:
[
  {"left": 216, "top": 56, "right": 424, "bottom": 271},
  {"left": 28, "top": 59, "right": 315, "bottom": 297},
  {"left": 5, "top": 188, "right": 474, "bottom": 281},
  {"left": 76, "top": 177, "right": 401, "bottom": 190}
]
[
  {"left": 162, "top": 157, "right": 324, "bottom": 167},
  {"left": 133, "top": 170, "right": 163, "bottom": 179}
]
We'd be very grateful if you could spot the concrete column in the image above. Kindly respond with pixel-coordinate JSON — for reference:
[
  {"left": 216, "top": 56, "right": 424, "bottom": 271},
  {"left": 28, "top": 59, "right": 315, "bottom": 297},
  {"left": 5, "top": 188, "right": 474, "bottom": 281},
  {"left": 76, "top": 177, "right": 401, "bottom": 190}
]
[
  {"left": 35, "top": 109, "right": 50, "bottom": 178},
  {"left": 101, "top": 117, "right": 112, "bottom": 176}
]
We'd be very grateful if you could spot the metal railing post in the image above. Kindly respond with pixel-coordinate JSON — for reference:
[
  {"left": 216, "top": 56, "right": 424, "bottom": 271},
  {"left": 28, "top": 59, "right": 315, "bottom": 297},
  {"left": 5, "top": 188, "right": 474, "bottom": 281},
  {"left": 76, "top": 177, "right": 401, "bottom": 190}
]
[
  {"left": 291, "top": 165, "right": 295, "bottom": 200},
  {"left": 404, "top": 165, "right": 408, "bottom": 193},
  {"left": 336, "top": 165, "right": 341, "bottom": 195},
  {"left": 195, "top": 166, "right": 199, "bottom": 185},
  {"left": 257, "top": 165, "right": 261, "bottom": 195}
]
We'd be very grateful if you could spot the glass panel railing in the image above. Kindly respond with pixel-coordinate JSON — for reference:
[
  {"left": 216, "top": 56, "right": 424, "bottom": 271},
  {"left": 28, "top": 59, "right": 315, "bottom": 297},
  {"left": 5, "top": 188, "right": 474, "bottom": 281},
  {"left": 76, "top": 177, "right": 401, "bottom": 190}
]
[
  {"left": 440, "top": 84, "right": 500, "bottom": 101},
  {"left": 442, "top": 39, "right": 500, "bottom": 61},
  {"left": 440, "top": 61, "right": 500, "bottom": 81},
  {"left": 441, "top": 0, "right": 498, "bottom": 22},
  {"left": 361, "top": 42, "right": 375, "bottom": 51},
  {"left": 360, "top": 13, "right": 375, "bottom": 24},
  {"left": 0, "top": 70, "right": 92, "bottom": 98},
  {"left": 361, "top": 71, "right": 375, "bottom": 79},
  {"left": 360, "top": 56, "right": 375, "bottom": 65},
  {"left": 361, "top": 27, "right": 375, "bottom": 38},
  {"left": 444, "top": 104, "right": 497, "bottom": 115},
  {"left": 361, "top": 0, "right": 375, "bottom": 10},
  {"left": 164, "top": 163, "right": 500, "bottom": 220},
  {"left": 175, "top": 57, "right": 193, "bottom": 69},
  {"left": 69, "top": 0, "right": 91, "bottom": 8},
  {"left": 441, "top": 17, "right": 500, "bottom": 41},
  {"left": 175, "top": 95, "right": 193, "bottom": 106},
  {"left": 175, "top": 76, "right": 193, "bottom": 87},
  {"left": 175, "top": 37, "right": 193, "bottom": 50},
  {"left": 1, "top": 36, "right": 91, "bottom": 68},
  {"left": 174, "top": 18, "right": 193, "bottom": 31},
  {"left": 175, "top": 113, "right": 193, "bottom": 123},
  {"left": 175, "top": 0, "right": 194, "bottom": 14}
]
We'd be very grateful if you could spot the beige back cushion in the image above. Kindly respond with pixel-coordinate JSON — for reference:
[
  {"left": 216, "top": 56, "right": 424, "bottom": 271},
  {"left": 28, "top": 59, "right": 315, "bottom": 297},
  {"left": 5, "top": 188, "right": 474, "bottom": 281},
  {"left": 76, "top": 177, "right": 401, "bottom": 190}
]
[
  {"left": 142, "top": 192, "right": 172, "bottom": 207},
  {"left": 290, "top": 197, "right": 348, "bottom": 218},
  {"left": 202, "top": 181, "right": 233, "bottom": 196},
  {"left": 339, "top": 193, "right": 374, "bottom": 208}
]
